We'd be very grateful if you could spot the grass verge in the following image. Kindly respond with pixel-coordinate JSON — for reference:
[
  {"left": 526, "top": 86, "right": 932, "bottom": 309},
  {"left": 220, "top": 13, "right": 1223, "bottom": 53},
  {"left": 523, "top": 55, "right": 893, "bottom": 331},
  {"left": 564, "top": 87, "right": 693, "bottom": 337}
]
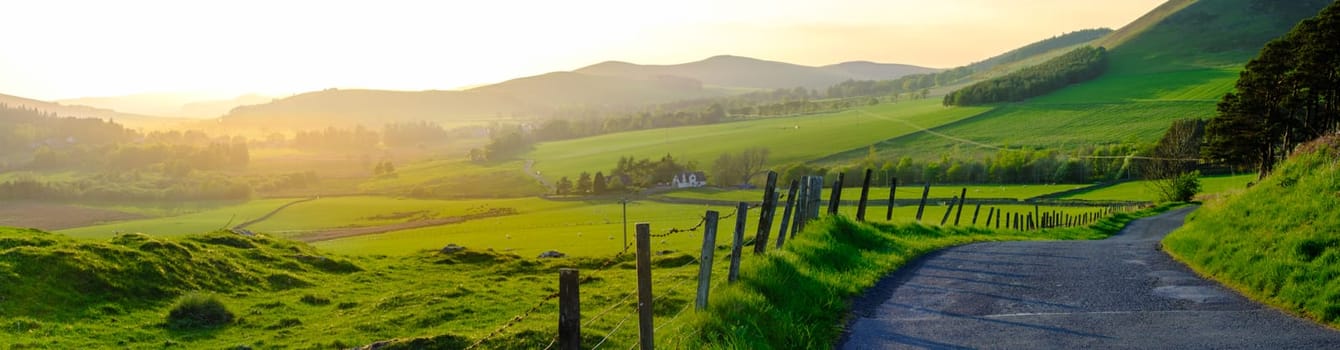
[
  {"left": 673, "top": 204, "right": 1174, "bottom": 349},
  {"left": 1163, "top": 136, "right": 1340, "bottom": 325}
]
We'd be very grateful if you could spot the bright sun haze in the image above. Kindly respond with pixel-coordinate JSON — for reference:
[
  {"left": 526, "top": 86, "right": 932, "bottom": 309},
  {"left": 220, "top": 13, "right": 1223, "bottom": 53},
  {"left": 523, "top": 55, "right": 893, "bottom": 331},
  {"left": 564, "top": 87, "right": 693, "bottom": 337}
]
[{"left": 0, "top": 0, "right": 1162, "bottom": 100}]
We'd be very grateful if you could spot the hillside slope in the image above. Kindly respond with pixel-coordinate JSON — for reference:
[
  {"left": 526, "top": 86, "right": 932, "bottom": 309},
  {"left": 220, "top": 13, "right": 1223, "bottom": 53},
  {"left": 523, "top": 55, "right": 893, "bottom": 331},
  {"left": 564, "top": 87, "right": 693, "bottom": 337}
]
[
  {"left": 820, "top": 0, "right": 1332, "bottom": 165},
  {"left": 0, "top": 93, "right": 187, "bottom": 130},
  {"left": 1164, "top": 134, "right": 1340, "bottom": 325},
  {"left": 577, "top": 55, "right": 938, "bottom": 89},
  {"left": 220, "top": 72, "right": 723, "bottom": 129}
]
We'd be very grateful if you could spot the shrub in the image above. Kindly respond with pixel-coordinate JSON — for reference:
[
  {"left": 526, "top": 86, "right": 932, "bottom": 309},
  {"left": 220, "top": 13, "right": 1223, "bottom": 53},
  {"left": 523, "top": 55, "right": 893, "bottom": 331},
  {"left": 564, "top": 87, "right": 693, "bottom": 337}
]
[
  {"left": 1164, "top": 171, "right": 1202, "bottom": 202},
  {"left": 167, "top": 292, "right": 234, "bottom": 329}
]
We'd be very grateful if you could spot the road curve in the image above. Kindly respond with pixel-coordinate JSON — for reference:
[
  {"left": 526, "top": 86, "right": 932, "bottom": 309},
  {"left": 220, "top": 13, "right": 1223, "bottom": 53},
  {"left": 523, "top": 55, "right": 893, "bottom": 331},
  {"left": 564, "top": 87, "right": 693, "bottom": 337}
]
[{"left": 839, "top": 206, "right": 1340, "bottom": 349}]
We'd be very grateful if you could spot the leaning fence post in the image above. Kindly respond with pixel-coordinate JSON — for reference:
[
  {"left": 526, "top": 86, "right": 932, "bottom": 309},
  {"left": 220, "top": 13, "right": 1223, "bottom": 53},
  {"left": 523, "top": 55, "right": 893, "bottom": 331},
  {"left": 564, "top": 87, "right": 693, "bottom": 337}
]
[
  {"left": 559, "top": 268, "right": 580, "bottom": 350},
  {"left": 792, "top": 177, "right": 808, "bottom": 237},
  {"left": 857, "top": 169, "right": 873, "bottom": 221},
  {"left": 696, "top": 211, "right": 720, "bottom": 311},
  {"left": 728, "top": 202, "right": 747, "bottom": 283},
  {"left": 940, "top": 196, "right": 957, "bottom": 226},
  {"left": 915, "top": 183, "right": 931, "bottom": 222},
  {"left": 953, "top": 188, "right": 967, "bottom": 226},
  {"left": 985, "top": 207, "right": 994, "bottom": 227},
  {"left": 777, "top": 180, "right": 799, "bottom": 249},
  {"left": 886, "top": 177, "right": 898, "bottom": 221},
  {"left": 635, "top": 223, "right": 655, "bottom": 350},
  {"left": 754, "top": 172, "right": 779, "bottom": 254},
  {"left": 971, "top": 203, "right": 982, "bottom": 225}
]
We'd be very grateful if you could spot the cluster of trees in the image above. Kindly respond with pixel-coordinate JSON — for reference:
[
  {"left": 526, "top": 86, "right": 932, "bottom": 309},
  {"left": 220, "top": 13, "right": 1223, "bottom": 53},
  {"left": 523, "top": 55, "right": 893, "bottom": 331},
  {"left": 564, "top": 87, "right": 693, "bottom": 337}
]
[
  {"left": 383, "top": 121, "right": 451, "bottom": 148},
  {"left": 1140, "top": 119, "right": 1206, "bottom": 202},
  {"left": 0, "top": 172, "right": 252, "bottom": 201},
  {"left": 781, "top": 145, "right": 1143, "bottom": 188},
  {"left": 289, "top": 121, "right": 463, "bottom": 152},
  {"left": 0, "top": 104, "right": 137, "bottom": 159},
  {"left": 1206, "top": 2, "right": 1340, "bottom": 177},
  {"left": 371, "top": 160, "right": 397, "bottom": 177},
  {"left": 556, "top": 154, "right": 697, "bottom": 194},
  {"left": 944, "top": 46, "right": 1109, "bottom": 106},
  {"left": 292, "top": 126, "right": 381, "bottom": 152},
  {"left": 27, "top": 142, "right": 249, "bottom": 175},
  {"left": 824, "top": 29, "right": 1112, "bottom": 100}
]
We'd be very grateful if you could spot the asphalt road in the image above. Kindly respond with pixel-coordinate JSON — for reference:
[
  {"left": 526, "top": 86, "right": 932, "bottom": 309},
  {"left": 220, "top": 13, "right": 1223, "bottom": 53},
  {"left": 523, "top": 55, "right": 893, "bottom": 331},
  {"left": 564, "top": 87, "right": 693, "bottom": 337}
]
[{"left": 839, "top": 206, "right": 1340, "bottom": 349}]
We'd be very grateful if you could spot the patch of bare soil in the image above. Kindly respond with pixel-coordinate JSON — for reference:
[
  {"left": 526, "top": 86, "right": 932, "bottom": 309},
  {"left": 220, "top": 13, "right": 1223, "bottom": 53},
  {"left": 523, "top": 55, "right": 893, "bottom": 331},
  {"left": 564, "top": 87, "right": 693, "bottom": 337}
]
[{"left": 0, "top": 203, "right": 146, "bottom": 230}]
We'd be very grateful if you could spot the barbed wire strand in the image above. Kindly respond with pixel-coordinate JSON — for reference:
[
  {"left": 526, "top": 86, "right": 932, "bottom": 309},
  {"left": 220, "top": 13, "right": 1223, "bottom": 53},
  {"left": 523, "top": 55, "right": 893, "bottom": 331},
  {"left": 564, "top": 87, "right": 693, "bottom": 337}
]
[
  {"left": 591, "top": 310, "right": 636, "bottom": 350},
  {"left": 464, "top": 291, "right": 560, "bottom": 350}
]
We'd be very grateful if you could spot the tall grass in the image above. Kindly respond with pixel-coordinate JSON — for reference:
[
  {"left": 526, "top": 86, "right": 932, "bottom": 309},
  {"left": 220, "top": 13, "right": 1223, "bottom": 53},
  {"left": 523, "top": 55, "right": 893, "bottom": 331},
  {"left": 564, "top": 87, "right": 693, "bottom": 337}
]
[
  {"left": 673, "top": 206, "right": 1167, "bottom": 349},
  {"left": 1164, "top": 137, "right": 1340, "bottom": 324}
]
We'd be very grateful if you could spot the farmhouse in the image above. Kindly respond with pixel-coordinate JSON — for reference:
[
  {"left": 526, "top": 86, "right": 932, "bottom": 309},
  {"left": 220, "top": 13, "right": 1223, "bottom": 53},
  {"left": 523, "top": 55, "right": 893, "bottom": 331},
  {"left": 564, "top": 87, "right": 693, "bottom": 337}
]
[{"left": 671, "top": 171, "right": 707, "bottom": 188}]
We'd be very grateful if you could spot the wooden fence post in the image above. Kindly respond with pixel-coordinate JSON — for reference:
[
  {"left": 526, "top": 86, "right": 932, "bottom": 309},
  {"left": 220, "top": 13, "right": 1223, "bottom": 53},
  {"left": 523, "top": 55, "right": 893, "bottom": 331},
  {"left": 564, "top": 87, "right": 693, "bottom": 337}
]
[
  {"left": 559, "top": 268, "right": 580, "bottom": 350},
  {"left": 886, "top": 177, "right": 898, "bottom": 221},
  {"left": 940, "top": 196, "right": 957, "bottom": 226},
  {"left": 857, "top": 169, "right": 873, "bottom": 221},
  {"left": 754, "top": 172, "right": 778, "bottom": 255},
  {"left": 729, "top": 202, "right": 747, "bottom": 283},
  {"left": 807, "top": 176, "right": 823, "bottom": 223},
  {"left": 827, "top": 173, "right": 844, "bottom": 215},
  {"left": 915, "top": 183, "right": 931, "bottom": 222},
  {"left": 971, "top": 203, "right": 982, "bottom": 225},
  {"left": 635, "top": 223, "right": 655, "bottom": 350},
  {"left": 792, "top": 177, "right": 809, "bottom": 235},
  {"left": 985, "top": 207, "right": 994, "bottom": 228},
  {"left": 953, "top": 188, "right": 967, "bottom": 226},
  {"left": 777, "top": 180, "right": 799, "bottom": 249},
  {"left": 696, "top": 211, "right": 720, "bottom": 311}
]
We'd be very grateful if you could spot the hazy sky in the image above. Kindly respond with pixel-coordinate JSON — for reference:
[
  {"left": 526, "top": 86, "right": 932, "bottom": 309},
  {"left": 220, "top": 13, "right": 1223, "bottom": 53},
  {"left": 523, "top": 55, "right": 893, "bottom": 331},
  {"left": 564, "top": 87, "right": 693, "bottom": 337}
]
[{"left": 0, "top": 0, "right": 1164, "bottom": 101}]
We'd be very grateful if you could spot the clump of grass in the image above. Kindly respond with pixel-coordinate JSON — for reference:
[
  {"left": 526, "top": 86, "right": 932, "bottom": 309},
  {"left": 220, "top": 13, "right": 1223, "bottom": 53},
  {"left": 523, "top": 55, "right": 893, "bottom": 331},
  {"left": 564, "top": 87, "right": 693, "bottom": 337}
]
[
  {"left": 167, "top": 292, "right": 235, "bottom": 329},
  {"left": 1165, "top": 139, "right": 1340, "bottom": 324}
]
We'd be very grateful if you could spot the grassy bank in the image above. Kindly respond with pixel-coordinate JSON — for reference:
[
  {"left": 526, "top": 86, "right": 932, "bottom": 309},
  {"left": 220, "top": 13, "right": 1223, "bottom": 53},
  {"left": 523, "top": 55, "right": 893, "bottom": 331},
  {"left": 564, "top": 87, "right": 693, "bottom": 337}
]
[
  {"left": 674, "top": 204, "right": 1172, "bottom": 349},
  {"left": 1164, "top": 136, "right": 1340, "bottom": 325}
]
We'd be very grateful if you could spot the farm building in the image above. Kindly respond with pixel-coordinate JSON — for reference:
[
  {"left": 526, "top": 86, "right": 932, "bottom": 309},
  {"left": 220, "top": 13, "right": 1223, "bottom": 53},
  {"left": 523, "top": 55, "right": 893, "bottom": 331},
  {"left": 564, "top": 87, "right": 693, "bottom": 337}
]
[{"left": 671, "top": 171, "right": 707, "bottom": 188}]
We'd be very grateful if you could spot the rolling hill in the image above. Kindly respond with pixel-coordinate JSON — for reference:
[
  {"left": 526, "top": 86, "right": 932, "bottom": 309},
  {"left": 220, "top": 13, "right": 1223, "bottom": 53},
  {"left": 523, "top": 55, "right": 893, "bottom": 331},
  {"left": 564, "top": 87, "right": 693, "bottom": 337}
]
[
  {"left": 576, "top": 55, "right": 939, "bottom": 90},
  {"left": 816, "top": 0, "right": 1333, "bottom": 166},
  {"left": 0, "top": 93, "right": 188, "bottom": 130},
  {"left": 218, "top": 56, "right": 937, "bottom": 130}
]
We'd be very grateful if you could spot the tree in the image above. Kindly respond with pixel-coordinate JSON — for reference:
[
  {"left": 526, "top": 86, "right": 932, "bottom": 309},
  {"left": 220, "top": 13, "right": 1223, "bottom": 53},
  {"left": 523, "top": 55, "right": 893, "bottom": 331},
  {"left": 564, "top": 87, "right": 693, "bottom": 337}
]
[
  {"left": 555, "top": 176, "right": 573, "bottom": 195},
  {"left": 1140, "top": 119, "right": 1205, "bottom": 202},
  {"left": 1205, "top": 2, "right": 1340, "bottom": 177},
  {"left": 576, "top": 172, "right": 593, "bottom": 194},
  {"left": 592, "top": 172, "right": 607, "bottom": 194},
  {"left": 712, "top": 147, "right": 771, "bottom": 186}
]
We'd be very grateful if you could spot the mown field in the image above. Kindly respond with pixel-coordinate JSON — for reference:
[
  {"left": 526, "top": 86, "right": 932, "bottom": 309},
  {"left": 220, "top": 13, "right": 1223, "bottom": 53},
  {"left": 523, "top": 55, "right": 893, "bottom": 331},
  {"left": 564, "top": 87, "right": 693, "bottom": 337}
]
[
  {"left": 1060, "top": 174, "right": 1256, "bottom": 202},
  {"left": 525, "top": 99, "right": 991, "bottom": 181}
]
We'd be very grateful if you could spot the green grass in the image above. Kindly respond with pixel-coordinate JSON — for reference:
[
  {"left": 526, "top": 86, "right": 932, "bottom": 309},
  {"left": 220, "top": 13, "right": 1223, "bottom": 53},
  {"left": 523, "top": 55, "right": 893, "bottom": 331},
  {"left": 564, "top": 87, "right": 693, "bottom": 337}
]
[
  {"left": 57, "top": 199, "right": 300, "bottom": 238},
  {"left": 1061, "top": 174, "right": 1256, "bottom": 202},
  {"left": 659, "top": 184, "right": 1088, "bottom": 202},
  {"left": 674, "top": 205, "right": 1174, "bottom": 349},
  {"left": 526, "top": 99, "right": 991, "bottom": 181},
  {"left": 357, "top": 159, "right": 544, "bottom": 198},
  {"left": 1163, "top": 138, "right": 1340, "bottom": 325}
]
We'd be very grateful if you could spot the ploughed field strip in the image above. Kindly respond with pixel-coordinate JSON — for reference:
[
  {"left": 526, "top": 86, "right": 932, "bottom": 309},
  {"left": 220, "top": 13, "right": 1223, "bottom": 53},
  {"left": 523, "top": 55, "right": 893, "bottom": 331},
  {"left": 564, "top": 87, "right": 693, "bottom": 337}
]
[{"left": 840, "top": 207, "right": 1340, "bottom": 349}]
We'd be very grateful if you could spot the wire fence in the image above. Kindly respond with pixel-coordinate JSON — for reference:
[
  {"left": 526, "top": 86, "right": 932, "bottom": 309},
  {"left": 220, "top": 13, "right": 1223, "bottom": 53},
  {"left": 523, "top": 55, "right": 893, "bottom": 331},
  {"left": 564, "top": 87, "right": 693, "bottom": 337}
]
[{"left": 460, "top": 199, "right": 756, "bottom": 349}]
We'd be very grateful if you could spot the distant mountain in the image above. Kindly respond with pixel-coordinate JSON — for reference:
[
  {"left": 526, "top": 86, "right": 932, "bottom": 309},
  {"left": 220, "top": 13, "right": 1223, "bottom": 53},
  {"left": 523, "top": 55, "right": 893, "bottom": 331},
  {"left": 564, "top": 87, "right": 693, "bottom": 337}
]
[
  {"left": 0, "top": 93, "right": 185, "bottom": 130},
  {"left": 577, "top": 55, "right": 939, "bottom": 89},
  {"left": 179, "top": 94, "right": 274, "bottom": 118},
  {"left": 220, "top": 72, "right": 726, "bottom": 129},
  {"left": 58, "top": 92, "right": 273, "bottom": 119}
]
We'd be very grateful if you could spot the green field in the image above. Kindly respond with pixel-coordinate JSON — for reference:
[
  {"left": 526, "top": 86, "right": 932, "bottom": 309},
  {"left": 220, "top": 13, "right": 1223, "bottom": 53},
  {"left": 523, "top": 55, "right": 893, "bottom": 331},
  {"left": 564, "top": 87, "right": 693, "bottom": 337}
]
[
  {"left": 526, "top": 99, "right": 991, "bottom": 181},
  {"left": 57, "top": 198, "right": 299, "bottom": 238},
  {"left": 660, "top": 183, "right": 1089, "bottom": 202},
  {"left": 1061, "top": 174, "right": 1256, "bottom": 202},
  {"left": 357, "top": 159, "right": 544, "bottom": 199}
]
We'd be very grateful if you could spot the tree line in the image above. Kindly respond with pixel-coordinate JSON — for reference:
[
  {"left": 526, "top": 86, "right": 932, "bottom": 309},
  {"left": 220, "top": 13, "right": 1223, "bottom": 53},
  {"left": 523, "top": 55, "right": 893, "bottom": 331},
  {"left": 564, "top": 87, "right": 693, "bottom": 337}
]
[
  {"left": 780, "top": 144, "right": 1143, "bottom": 189},
  {"left": 943, "top": 46, "right": 1109, "bottom": 106},
  {"left": 1205, "top": 2, "right": 1340, "bottom": 177}
]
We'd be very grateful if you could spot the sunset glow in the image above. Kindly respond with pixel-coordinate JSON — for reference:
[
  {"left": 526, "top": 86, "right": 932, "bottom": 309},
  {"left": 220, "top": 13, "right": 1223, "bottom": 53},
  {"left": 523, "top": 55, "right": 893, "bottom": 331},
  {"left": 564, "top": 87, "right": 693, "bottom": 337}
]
[{"left": 1, "top": 0, "right": 1162, "bottom": 100}]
